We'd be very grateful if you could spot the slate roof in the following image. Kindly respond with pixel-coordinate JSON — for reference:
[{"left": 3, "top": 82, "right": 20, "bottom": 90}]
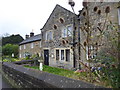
[{"left": 19, "top": 34, "right": 41, "bottom": 45}]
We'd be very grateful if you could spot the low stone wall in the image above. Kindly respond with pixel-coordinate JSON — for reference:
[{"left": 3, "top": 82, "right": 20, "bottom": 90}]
[{"left": 2, "top": 62, "right": 103, "bottom": 88}]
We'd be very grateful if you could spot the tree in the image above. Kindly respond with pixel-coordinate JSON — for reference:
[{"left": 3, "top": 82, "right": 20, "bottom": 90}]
[
  {"left": 1, "top": 34, "right": 24, "bottom": 46},
  {"left": 2, "top": 44, "right": 19, "bottom": 58}
]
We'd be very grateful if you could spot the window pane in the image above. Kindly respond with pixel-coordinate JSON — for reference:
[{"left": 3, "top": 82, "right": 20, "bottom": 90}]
[
  {"left": 49, "top": 31, "right": 53, "bottom": 40},
  {"left": 64, "top": 29, "right": 67, "bottom": 37},
  {"left": 56, "top": 50, "right": 59, "bottom": 60},
  {"left": 118, "top": 8, "right": 120, "bottom": 25},
  {"left": 66, "top": 49, "right": 70, "bottom": 61},
  {"left": 62, "top": 28, "right": 67, "bottom": 37},
  {"left": 67, "top": 26, "right": 72, "bottom": 36},
  {"left": 61, "top": 50, "right": 64, "bottom": 60},
  {"left": 31, "top": 43, "right": 34, "bottom": 48}
]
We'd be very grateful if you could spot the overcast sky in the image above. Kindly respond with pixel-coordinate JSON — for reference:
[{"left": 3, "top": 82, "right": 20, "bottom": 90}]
[{"left": 0, "top": 0, "right": 83, "bottom": 38}]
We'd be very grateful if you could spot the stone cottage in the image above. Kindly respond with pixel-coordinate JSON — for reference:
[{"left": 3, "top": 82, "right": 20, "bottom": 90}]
[
  {"left": 78, "top": 1, "right": 120, "bottom": 67},
  {"left": 19, "top": 32, "right": 42, "bottom": 59},
  {"left": 41, "top": 4, "right": 79, "bottom": 69}
]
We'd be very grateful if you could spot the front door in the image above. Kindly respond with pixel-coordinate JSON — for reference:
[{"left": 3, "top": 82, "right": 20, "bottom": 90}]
[{"left": 44, "top": 50, "right": 49, "bottom": 65}]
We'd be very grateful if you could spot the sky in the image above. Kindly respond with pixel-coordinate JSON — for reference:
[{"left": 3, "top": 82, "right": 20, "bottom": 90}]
[{"left": 0, "top": 0, "right": 83, "bottom": 39}]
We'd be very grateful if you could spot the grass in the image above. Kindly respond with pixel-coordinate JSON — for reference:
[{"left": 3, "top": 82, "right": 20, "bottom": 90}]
[
  {"left": 2, "top": 58, "right": 20, "bottom": 62},
  {"left": 24, "top": 65, "right": 116, "bottom": 88},
  {"left": 24, "top": 65, "right": 81, "bottom": 80}
]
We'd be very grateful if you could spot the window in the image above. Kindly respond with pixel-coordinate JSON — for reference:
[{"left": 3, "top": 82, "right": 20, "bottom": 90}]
[
  {"left": 46, "top": 31, "right": 53, "bottom": 40},
  {"left": 56, "top": 49, "right": 59, "bottom": 60},
  {"left": 66, "top": 49, "right": 70, "bottom": 61},
  {"left": 118, "top": 8, "right": 120, "bottom": 25},
  {"left": 86, "top": 46, "right": 88, "bottom": 60},
  {"left": 40, "top": 41, "right": 41, "bottom": 47},
  {"left": 31, "top": 43, "right": 34, "bottom": 48},
  {"left": 61, "top": 50, "right": 64, "bottom": 60},
  {"left": 67, "top": 26, "right": 73, "bottom": 36},
  {"left": 55, "top": 49, "right": 71, "bottom": 61},
  {"left": 62, "top": 25, "right": 73, "bottom": 37},
  {"left": 24, "top": 45, "right": 26, "bottom": 49},
  {"left": 62, "top": 28, "right": 67, "bottom": 37},
  {"left": 19, "top": 54, "right": 21, "bottom": 58},
  {"left": 19, "top": 46, "right": 21, "bottom": 50}
]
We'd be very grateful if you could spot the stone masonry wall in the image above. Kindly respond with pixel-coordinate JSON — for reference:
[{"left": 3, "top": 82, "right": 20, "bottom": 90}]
[
  {"left": 79, "top": 2, "right": 119, "bottom": 67},
  {"left": 19, "top": 40, "right": 42, "bottom": 59},
  {"left": 2, "top": 62, "right": 103, "bottom": 88},
  {"left": 41, "top": 5, "right": 79, "bottom": 69}
]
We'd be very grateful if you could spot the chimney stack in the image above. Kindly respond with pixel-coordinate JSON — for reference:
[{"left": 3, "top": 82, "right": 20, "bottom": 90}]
[
  {"left": 25, "top": 34, "right": 29, "bottom": 39},
  {"left": 30, "top": 32, "right": 34, "bottom": 37}
]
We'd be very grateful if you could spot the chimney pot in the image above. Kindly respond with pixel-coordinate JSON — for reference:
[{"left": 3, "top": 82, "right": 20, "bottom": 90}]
[
  {"left": 30, "top": 32, "right": 34, "bottom": 37},
  {"left": 25, "top": 35, "right": 29, "bottom": 39}
]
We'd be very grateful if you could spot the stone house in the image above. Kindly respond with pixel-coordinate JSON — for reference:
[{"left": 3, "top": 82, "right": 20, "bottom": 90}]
[
  {"left": 78, "top": 1, "right": 120, "bottom": 67},
  {"left": 41, "top": 4, "right": 80, "bottom": 69},
  {"left": 19, "top": 32, "right": 42, "bottom": 59}
]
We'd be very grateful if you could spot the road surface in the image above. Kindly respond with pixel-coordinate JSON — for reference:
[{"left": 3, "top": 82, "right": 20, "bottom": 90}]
[{"left": 0, "top": 73, "right": 12, "bottom": 89}]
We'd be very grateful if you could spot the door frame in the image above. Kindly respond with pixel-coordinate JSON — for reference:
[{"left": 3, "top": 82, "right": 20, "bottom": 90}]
[{"left": 43, "top": 48, "right": 50, "bottom": 65}]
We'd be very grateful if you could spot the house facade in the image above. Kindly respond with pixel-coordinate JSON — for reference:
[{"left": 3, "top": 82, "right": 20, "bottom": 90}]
[
  {"left": 79, "top": 1, "right": 120, "bottom": 67},
  {"left": 19, "top": 2, "right": 119, "bottom": 70},
  {"left": 41, "top": 4, "right": 79, "bottom": 69},
  {"left": 19, "top": 33, "right": 42, "bottom": 59}
]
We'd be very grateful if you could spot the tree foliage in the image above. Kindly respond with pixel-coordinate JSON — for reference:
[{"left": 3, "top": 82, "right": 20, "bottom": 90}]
[
  {"left": 2, "top": 34, "right": 24, "bottom": 46},
  {"left": 2, "top": 44, "right": 19, "bottom": 58}
]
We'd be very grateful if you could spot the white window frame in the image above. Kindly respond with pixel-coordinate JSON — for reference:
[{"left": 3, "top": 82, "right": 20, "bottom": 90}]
[
  {"left": 24, "top": 45, "right": 26, "bottom": 49},
  {"left": 62, "top": 28, "right": 67, "bottom": 37},
  {"left": 118, "top": 7, "right": 120, "bottom": 25},
  {"left": 61, "top": 25, "right": 73, "bottom": 38},
  {"left": 86, "top": 46, "right": 88, "bottom": 60},
  {"left": 40, "top": 41, "right": 41, "bottom": 47},
  {"left": 55, "top": 48, "right": 71, "bottom": 62},
  {"left": 67, "top": 25, "right": 73, "bottom": 36},
  {"left": 19, "top": 46, "right": 21, "bottom": 50},
  {"left": 61, "top": 50, "right": 64, "bottom": 60},
  {"left": 46, "top": 31, "right": 53, "bottom": 41},
  {"left": 31, "top": 43, "right": 34, "bottom": 48},
  {"left": 19, "top": 54, "right": 21, "bottom": 58}
]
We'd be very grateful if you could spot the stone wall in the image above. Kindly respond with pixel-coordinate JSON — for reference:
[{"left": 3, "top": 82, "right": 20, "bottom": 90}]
[
  {"left": 19, "top": 40, "right": 42, "bottom": 59},
  {"left": 2, "top": 62, "right": 103, "bottom": 88},
  {"left": 79, "top": 2, "right": 119, "bottom": 67},
  {"left": 41, "top": 4, "right": 80, "bottom": 69}
]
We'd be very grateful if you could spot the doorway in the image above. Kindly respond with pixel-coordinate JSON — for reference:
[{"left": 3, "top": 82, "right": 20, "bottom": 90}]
[{"left": 44, "top": 50, "right": 49, "bottom": 65}]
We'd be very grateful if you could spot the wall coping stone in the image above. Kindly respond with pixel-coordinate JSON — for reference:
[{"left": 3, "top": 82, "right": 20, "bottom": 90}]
[{"left": 2, "top": 62, "right": 104, "bottom": 88}]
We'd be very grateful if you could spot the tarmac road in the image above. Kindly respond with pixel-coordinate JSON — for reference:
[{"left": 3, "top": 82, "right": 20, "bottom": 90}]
[{"left": 0, "top": 73, "right": 12, "bottom": 89}]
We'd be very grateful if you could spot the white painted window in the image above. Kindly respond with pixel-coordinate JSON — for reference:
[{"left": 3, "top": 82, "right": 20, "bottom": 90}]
[
  {"left": 118, "top": 8, "right": 120, "bottom": 25},
  {"left": 31, "top": 43, "right": 34, "bottom": 48},
  {"left": 55, "top": 49, "right": 71, "bottom": 61},
  {"left": 86, "top": 46, "right": 88, "bottom": 60},
  {"left": 56, "top": 49, "right": 59, "bottom": 60},
  {"left": 62, "top": 25, "right": 73, "bottom": 37},
  {"left": 40, "top": 41, "right": 41, "bottom": 47},
  {"left": 24, "top": 45, "right": 26, "bottom": 49},
  {"left": 61, "top": 50, "right": 64, "bottom": 60},
  {"left": 46, "top": 31, "right": 53, "bottom": 40},
  {"left": 62, "top": 28, "right": 67, "bottom": 37},
  {"left": 19, "top": 46, "right": 21, "bottom": 50},
  {"left": 66, "top": 49, "right": 70, "bottom": 62},
  {"left": 19, "top": 54, "right": 21, "bottom": 58},
  {"left": 67, "top": 25, "right": 73, "bottom": 36}
]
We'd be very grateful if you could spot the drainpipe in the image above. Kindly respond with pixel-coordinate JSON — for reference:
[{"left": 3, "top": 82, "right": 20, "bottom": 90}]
[{"left": 68, "top": 0, "right": 76, "bottom": 68}]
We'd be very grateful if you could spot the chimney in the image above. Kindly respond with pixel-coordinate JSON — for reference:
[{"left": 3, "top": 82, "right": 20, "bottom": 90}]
[
  {"left": 25, "top": 34, "right": 29, "bottom": 39},
  {"left": 30, "top": 32, "right": 34, "bottom": 37}
]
